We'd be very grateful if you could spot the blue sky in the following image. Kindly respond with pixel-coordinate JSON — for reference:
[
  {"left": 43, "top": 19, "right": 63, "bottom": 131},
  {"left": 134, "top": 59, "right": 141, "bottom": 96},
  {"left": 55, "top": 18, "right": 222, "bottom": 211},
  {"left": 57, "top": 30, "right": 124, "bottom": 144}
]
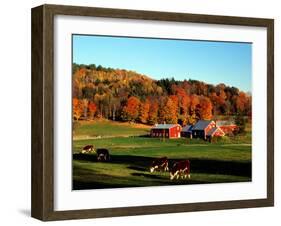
[{"left": 73, "top": 35, "right": 252, "bottom": 92}]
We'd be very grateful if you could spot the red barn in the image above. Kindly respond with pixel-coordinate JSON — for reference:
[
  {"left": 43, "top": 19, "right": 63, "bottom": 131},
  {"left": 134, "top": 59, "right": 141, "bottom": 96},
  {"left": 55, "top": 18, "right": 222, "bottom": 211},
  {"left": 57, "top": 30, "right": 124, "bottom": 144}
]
[
  {"left": 151, "top": 124, "right": 182, "bottom": 139},
  {"left": 219, "top": 125, "right": 238, "bottom": 135},
  {"left": 216, "top": 120, "right": 238, "bottom": 135},
  {"left": 191, "top": 120, "right": 225, "bottom": 140},
  {"left": 206, "top": 127, "right": 225, "bottom": 138}
]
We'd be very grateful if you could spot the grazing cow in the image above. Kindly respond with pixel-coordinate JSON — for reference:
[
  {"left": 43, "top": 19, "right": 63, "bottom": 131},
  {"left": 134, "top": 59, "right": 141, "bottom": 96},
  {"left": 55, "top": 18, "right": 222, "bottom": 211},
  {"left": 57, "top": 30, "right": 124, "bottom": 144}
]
[
  {"left": 150, "top": 157, "right": 169, "bottom": 173},
  {"left": 81, "top": 145, "right": 94, "bottom": 154},
  {"left": 170, "top": 160, "right": 191, "bottom": 180},
  {"left": 96, "top": 148, "right": 110, "bottom": 161}
]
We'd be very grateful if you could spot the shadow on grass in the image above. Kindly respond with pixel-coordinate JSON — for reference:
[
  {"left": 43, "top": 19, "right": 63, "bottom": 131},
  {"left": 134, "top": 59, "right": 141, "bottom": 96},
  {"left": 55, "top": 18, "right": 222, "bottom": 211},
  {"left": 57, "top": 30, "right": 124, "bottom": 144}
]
[
  {"left": 127, "top": 166, "right": 147, "bottom": 172},
  {"left": 72, "top": 171, "right": 242, "bottom": 190},
  {"left": 73, "top": 153, "right": 97, "bottom": 162},
  {"left": 131, "top": 172, "right": 164, "bottom": 179},
  {"left": 72, "top": 167, "right": 203, "bottom": 190},
  {"left": 73, "top": 153, "right": 251, "bottom": 178},
  {"left": 73, "top": 167, "right": 163, "bottom": 190},
  {"left": 187, "top": 158, "right": 251, "bottom": 177},
  {"left": 137, "top": 134, "right": 151, "bottom": 138}
]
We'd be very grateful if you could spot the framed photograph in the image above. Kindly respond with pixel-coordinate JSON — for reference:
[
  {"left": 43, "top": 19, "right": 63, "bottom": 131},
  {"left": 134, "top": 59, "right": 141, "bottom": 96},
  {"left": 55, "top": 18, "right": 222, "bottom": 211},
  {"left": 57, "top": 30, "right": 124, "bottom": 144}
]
[{"left": 31, "top": 4, "right": 274, "bottom": 221}]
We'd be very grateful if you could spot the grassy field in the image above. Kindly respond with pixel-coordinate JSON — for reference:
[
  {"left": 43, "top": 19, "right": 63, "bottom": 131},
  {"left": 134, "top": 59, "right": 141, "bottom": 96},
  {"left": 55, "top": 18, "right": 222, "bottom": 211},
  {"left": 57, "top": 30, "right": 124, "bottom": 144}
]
[
  {"left": 73, "top": 120, "right": 252, "bottom": 190},
  {"left": 73, "top": 120, "right": 150, "bottom": 139}
]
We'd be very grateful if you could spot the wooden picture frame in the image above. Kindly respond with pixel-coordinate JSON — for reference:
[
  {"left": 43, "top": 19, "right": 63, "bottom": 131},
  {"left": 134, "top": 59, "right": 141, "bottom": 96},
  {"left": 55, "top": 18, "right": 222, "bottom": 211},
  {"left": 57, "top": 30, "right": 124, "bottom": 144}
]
[{"left": 31, "top": 4, "right": 274, "bottom": 221}]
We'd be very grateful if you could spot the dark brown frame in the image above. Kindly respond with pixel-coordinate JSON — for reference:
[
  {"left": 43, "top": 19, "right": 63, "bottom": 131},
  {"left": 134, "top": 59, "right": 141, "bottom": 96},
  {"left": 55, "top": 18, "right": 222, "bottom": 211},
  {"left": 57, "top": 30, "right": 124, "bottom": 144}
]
[{"left": 31, "top": 4, "right": 274, "bottom": 221}]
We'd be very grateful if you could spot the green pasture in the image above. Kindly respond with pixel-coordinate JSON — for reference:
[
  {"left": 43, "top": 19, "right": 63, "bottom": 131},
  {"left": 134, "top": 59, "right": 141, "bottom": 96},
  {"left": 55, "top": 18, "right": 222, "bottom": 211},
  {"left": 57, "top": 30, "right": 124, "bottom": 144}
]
[
  {"left": 73, "top": 120, "right": 252, "bottom": 189},
  {"left": 73, "top": 120, "right": 150, "bottom": 138}
]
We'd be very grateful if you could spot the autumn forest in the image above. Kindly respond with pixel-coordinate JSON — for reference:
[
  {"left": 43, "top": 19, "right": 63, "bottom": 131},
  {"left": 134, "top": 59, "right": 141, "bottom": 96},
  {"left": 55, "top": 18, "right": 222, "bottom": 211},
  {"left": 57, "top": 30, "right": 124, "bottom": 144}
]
[{"left": 72, "top": 63, "right": 251, "bottom": 126}]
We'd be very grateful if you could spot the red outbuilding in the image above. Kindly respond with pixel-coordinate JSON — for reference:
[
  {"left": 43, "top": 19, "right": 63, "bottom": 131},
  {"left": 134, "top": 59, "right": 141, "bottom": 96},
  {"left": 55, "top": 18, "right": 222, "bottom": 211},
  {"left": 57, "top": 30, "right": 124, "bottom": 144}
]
[
  {"left": 151, "top": 124, "right": 182, "bottom": 139},
  {"left": 216, "top": 120, "right": 239, "bottom": 135},
  {"left": 191, "top": 120, "right": 225, "bottom": 140}
]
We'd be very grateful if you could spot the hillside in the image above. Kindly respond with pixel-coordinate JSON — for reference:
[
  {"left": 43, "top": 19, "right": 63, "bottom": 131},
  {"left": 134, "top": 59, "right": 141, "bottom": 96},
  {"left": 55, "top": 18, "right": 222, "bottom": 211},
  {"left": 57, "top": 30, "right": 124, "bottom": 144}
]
[{"left": 72, "top": 63, "right": 251, "bottom": 125}]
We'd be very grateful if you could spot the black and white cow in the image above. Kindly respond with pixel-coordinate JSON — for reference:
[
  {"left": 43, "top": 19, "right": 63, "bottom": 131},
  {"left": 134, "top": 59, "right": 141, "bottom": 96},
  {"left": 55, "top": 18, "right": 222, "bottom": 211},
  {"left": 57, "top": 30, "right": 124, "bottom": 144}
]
[
  {"left": 150, "top": 157, "right": 169, "bottom": 173},
  {"left": 170, "top": 160, "right": 191, "bottom": 180},
  {"left": 81, "top": 145, "right": 94, "bottom": 154},
  {"left": 96, "top": 148, "right": 110, "bottom": 161}
]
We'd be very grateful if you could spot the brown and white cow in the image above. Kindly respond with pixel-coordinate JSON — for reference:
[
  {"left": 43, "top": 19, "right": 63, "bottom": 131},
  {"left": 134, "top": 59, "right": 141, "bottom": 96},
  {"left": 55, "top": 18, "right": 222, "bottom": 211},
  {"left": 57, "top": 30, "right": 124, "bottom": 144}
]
[
  {"left": 81, "top": 145, "right": 94, "bottom": 154},
  {"left": 170, "top": 160, "right": 191, "bottom": 180},
  {"left": 150, "top": 157, "right": 169, "bottom": 173}
]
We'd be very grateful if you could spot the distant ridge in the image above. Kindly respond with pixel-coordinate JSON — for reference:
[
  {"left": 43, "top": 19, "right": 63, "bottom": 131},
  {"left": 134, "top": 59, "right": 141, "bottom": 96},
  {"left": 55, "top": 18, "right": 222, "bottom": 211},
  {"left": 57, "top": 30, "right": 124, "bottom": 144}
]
[{"left": 72, "top": 63, "right": 251, "bottom": 124}]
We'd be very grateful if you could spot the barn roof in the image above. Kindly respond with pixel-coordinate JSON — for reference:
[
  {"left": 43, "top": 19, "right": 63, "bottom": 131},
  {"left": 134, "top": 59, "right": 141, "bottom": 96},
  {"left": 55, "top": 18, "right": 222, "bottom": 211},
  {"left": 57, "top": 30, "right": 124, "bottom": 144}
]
[
  {"left": 193, "top": 120, "right": 213, "bottom": 130},
  {"left": 182, "top": 125, "right": 193, "bottom": 132},
  {"left": 216, "top": 120, "right": 235, "bottom": 126},
  {"left": 206, "top": 127, "right": 218, "bottom": 136},
  {"left": 152, "top": 124, "right": 180, "bottom": 129},
  {"left": 206, "top": 127, "right": 225, "bottom": 136}
]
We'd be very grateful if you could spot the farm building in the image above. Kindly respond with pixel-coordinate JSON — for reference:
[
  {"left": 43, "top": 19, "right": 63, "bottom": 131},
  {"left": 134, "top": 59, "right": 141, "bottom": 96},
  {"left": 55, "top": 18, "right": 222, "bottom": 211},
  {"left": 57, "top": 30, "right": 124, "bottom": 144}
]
[
  {"left": 151, "top": 124, "right": 182, "bottom": 138},
  {"left": 181, "top": 125, "right": 193, "bottom": 138},
  {"left": 191, "top": 120, "right": 225, "bottom": 140},
  {"left": 206, "top": 127, "right": 225, "bottom": 138},
  {"left": 216, "top": 120, "right": 238, "bottom": 135}
]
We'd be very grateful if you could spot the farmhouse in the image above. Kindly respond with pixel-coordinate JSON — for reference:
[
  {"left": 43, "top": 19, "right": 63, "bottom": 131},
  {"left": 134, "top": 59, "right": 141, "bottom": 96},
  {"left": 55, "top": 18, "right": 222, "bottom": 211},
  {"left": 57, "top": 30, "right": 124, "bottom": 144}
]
[
  {"left": 151, "top": 124, "right": 182, "bottom": 138},
  {"left": 191, "top": 120, "right": 225, "bottom": 140}
]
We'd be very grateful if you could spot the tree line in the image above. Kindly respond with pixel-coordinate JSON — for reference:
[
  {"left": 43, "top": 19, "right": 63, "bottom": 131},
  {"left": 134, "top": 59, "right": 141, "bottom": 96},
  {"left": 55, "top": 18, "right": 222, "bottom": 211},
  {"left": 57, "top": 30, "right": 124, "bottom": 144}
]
[{"left": 73, "top": 63, "right": 251, "bottom": 125}]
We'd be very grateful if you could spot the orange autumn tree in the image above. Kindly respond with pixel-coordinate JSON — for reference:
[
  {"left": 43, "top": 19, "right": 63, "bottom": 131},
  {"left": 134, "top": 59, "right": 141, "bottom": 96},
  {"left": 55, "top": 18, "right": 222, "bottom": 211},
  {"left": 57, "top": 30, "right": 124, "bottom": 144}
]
[
  {"left": 170, "top": 95, "right": 179, "bottom": 116},
  {"left": 148, "top": 101, "right": 159, "bottom": 125},
  {"left": 159, "top": 97, "right": 178, "bottom": 124},
  {"left": 138, "top": 99, "right": 150, "bottom": 123},
  {"left": 188, "top": 94, "right": 200, "bottom": 125},
  {"left": 180, "top": 94, "right": 190, "bottom": 125},
  {"left": 166, "top": 97, "right": 178, "bottom": 124},
  {"left": 199, "top": 96, "right": 213, "bottom": 120},
  {"left": 73, "top": 98, "right": 83, "bottom": 121},
  {"left": 236, "top": 92, "right": 248, "bottom": 114},
  {"left": 175, "top": 87, "right": 190, "bottom": 125},
  {"left": 72, "top": 64, "right": 252, "bottom": 123},
  {"left": 82, "top": 99, "right": 89, "bottom": 119},
  {"left": 209, "top": 92, "right": 219, "bottom": 115},
  {"left": 122, "top": 96, "right": 141, "bottom": 121},
  {"left": 88, "top": 101, "right": 97, "bottom": 120}
]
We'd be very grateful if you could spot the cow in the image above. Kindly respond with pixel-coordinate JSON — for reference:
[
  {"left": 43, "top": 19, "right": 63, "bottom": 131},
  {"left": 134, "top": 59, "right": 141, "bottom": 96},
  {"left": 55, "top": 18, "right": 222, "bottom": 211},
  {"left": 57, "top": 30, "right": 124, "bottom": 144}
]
[
  {"left": 170, "top": 160, "right": 191, "bottom": 180},
  {"left": 81, "top": 145, "right": 94, "bottom": 154},
  {"left": 96, "top": 148, "right": 110, "bottom": 162},
  {"left": 150, "top": 157, "right": 169, "bottom": 173}
]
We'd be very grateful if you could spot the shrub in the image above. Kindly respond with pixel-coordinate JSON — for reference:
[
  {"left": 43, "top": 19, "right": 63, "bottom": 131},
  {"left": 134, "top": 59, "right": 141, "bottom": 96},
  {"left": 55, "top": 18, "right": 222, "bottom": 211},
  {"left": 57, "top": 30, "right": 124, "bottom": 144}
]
[
  {"left": 211, "top": 136, "right": 230, "bottom": 144},
  {"left": 234, "top": 114, "right": 246, "bottom": 134}
]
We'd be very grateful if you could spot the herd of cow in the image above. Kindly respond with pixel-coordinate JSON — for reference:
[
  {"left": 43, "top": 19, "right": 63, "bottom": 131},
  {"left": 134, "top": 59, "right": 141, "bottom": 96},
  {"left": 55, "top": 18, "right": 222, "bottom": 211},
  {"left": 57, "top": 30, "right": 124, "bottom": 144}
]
[
  {"left": 81, "top": 145, "right": 110, "bottom": 161},
  {"left": 150, "top": 157, "right": 191, "bottom": 180},
  {"left": 81, "top": 145, "right": 191, "bottom": 180}
]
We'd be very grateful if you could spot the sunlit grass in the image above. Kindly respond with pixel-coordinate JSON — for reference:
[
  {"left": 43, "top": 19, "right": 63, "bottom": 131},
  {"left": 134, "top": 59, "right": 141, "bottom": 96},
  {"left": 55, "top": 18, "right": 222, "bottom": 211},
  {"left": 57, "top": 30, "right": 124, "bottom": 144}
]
[{"left": 73, "top": 120, "right": 252, "bottom": 190}]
